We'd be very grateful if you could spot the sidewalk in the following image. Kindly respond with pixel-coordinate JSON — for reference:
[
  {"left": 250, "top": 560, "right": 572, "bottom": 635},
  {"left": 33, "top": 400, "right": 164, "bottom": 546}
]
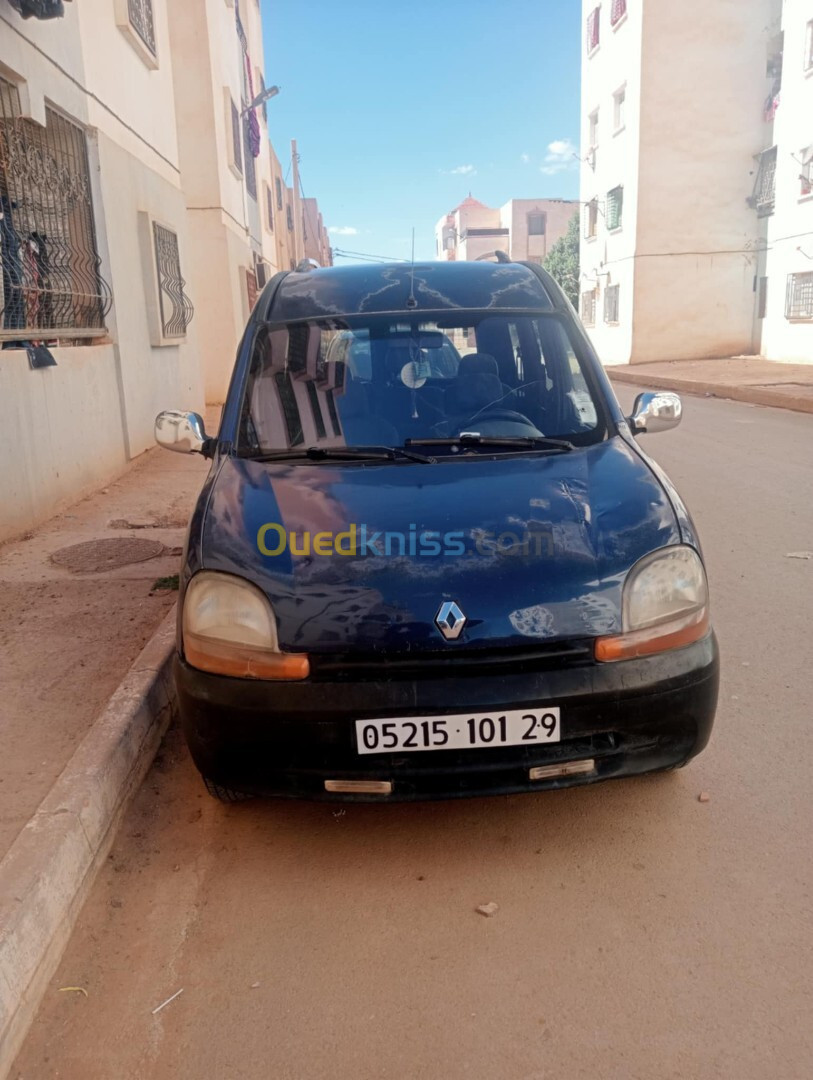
[
  {"left": 0, "top": 414, "right": 216, "bottom": 862},
  {"left": 606, "top": 356, "right": 813, "bottom": 415}
]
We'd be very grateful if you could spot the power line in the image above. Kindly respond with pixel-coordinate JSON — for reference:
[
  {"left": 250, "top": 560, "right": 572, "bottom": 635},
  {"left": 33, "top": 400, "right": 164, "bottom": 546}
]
[{"left": 333, "top": 248, "right": 408, "bottom": 263}]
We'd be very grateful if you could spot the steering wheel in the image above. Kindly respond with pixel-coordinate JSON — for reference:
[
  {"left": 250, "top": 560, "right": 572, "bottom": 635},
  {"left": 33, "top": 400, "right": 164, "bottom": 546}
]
[{"left": 450, "top": 408, "right": 543, "bottom": 436}]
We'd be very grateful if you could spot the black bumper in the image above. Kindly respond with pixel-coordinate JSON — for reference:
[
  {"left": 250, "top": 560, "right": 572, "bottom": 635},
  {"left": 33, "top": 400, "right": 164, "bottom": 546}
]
[{"left": 174, "top": 633, "right": 719, "bottom": 802}]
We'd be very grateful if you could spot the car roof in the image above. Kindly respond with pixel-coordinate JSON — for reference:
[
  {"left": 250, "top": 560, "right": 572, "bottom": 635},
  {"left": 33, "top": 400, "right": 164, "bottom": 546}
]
[{"left": 262, "top": 260, "right": 558, "bottom": 324}]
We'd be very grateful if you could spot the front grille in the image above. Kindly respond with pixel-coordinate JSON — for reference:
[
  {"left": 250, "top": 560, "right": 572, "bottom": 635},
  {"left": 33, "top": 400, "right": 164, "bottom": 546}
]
[{"left": 308, "top": 640, "right": 594, "bottom": 682}]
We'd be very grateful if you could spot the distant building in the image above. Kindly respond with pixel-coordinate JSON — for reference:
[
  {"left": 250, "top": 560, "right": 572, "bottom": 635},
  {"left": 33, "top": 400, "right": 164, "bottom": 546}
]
[
  {"left": 579, "top": 0, "right": 811, "bottom": 365},
  {"left": 435, "top": 196, "right": 577, "bottom": 265}
]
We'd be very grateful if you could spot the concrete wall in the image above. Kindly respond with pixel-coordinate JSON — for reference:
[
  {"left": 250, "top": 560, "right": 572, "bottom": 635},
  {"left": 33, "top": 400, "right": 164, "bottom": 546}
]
[
  {"left": 633, "top": 0, "right": 774, "bottom": 362},
  {"left": 761, "top": 0, "right": 813, "bottom": 362},
  {"left": 0, "top": 345, "right": 127, "bottom": 538},
  {"left": 0, "top": 0, "right": 203, "bottom": 541}
]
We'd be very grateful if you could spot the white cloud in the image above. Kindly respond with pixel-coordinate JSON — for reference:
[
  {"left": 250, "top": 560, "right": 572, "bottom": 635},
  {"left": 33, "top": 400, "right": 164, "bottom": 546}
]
[
  {"left": 540, "top": 138, "right": 578, "bottom": 175},
  {"left": 520, "top": 153, "right": 531, "bottom": 164},
  {"left": 444, "top": 164, "right": 476, "bottom": 176},
  {"left": 328, "top": 225, "right": 359, "bottom": 236}
]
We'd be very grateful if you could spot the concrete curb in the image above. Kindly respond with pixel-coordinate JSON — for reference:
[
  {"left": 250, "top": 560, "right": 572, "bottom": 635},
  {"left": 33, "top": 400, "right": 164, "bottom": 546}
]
[
  {"left": 607, "top": 367, "right": 813, "bottom": 415},
  {"left": 0, "top": 606, "right": 178, "bottom": 1078}
]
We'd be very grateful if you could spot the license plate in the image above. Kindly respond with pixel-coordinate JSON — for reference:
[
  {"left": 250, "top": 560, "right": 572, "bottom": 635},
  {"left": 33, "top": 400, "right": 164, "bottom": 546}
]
[{"left": 355, "top": 708, "right": 560, "bottom": 756}]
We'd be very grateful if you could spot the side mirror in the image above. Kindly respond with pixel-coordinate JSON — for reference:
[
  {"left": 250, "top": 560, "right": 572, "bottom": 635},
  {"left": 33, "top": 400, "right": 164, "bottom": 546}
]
[
  {"left": 627, "top": 392, "right": 682, "bottom": 435},
  {"left": 155, "top": 410, "right": 210, "bottom": 454}
]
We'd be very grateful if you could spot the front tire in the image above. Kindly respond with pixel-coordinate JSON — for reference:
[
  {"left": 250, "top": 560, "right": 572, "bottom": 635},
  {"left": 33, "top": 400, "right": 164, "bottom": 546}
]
[{"left": 202, "top": 776, "right": 254, "bottom": 803}]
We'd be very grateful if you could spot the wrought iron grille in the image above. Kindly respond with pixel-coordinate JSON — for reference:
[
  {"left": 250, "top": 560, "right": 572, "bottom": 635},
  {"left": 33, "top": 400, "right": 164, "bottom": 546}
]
[
  {"left": 275, "top": 177, "right": 283, "bottom": 211},
  {"left": 610, "top": 0, "right": 627, "bottom": 27},
  {"left": 128, "top": 0, "right": 156, "bottom": 56},
  {"left": 152, "top": 222, "right": 193, "bottom": 338},
  {"left": 752, "top": 148, "right": 777, "bottom": 216},
  {"left": 286, "top": 202, "right": 294, "bottom": 232},
  {"left": 586, "top": 7, "right": 600, "bottom": 52},
  {"left": 581, "top": 290, "right": 597, "bottom": 326},
  {"left": 0, "top": 79, "right": 111, "bottom": 341},
  {"left": 606, "top": 185, "right": 624, "bottom": 230},
  {"left": 785, "top": 272, "right": 813, "bottom": 320},
  {"left": 604, "top": 284, "right": 620, "bottom": 324},
  {"left": 265, "top": 184, "right": 275, "bottom": 231}
]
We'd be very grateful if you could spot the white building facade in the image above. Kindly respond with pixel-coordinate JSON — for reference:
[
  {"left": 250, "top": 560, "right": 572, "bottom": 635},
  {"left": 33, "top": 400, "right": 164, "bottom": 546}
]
[
  {"left": 578, "top": 0, "right": 811, "bottom": 366},
  {"left": 760, "top": 0, "right": 813, "bottom": 361}
]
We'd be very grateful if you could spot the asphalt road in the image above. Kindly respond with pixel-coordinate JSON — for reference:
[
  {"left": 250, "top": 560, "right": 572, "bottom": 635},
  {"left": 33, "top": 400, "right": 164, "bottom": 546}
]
[{"left": 13, "top": 389, "right": 813, "bottom": 1080}]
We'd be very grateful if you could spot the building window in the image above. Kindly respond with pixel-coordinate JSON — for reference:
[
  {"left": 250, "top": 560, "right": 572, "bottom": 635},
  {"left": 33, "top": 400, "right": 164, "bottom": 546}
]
[
  {"left": 265, "top": 184, "right": 275, "bottom": 231},
  {"left": 581, "top": 290, "right": 597, "bottom": 326},
  {"left": 584, "top": 198, "right": 599, "bottom": 239},
  {"left": 243, "top": 113, "right": 257, "bottom": 199},
  {"left": 527, "top": 211, "right": 547, "bottom": 236},
  {"left": 800, "top": 146, "right": 813, "bottom": 197},
  {"left": 275, "top": 177, "right": 283, "bottom": 211},
  {"left": 757, "top": 277, "right": 768, "bottom": 319},
  {"left": 127, "top": 0, "right": 156, "bottom": 56},
  {"left": 785, "top": 273, "right": 813, "bottom": 319},
  {"left": 606, "top": 185, "right": 624, "bottom": 230},
  {"left": 286, "top": 202, "right": 294, "bottom": 232},
  {"left": 0, "top": 78, "right": 112, "bottom": 341},
  {"left": 152, "top": 223, "right": 193, "bottom": 338},
  {"left": 806, "top": 20, "right": 813, "bottom": 72},
  {"left": 610, "top": 0, "right": 627, "bottom": 27},
  {"left": 586, "top": 7, "right": 600, "bottom": 53},
  {"left": 613, "top": 87, "right": 626, "bottom": 131},
  {"left": 604, "top": 284, "right": 620, "bottom": 323},
  {"left": 305, "top": 380, "right": 327, "bottom": 440},
  {"left": 274, "top": 371, "right": 304, "bottom": 446},
  {"left": 751, "top": 147, "right": 777, "bottom": 216},
  {"left": 227, "top": 96, "right": 242, "bottom": 176}
]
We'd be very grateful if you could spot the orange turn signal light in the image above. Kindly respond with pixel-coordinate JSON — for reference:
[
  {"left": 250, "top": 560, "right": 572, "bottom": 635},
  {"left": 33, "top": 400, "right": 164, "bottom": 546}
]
[
  {"left": 595, "top": 609, "right": 709, "bottom": 663},
  {"left": 185, "top": 634, "right": 310, "bottom": 680}
]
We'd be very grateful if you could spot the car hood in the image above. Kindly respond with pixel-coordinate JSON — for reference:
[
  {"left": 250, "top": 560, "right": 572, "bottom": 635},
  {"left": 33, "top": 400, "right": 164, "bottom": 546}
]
[{"left": 198, "top": 438, "right": 680, "bottom": 653}]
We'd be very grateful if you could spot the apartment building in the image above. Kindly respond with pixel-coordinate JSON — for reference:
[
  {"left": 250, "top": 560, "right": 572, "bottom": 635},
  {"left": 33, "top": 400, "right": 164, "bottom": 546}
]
[
  {"left": 0, "top": 0, "right": 203, "bottom": 539},
  {"left": 167, "top": 0, "right": 332, "bottom": 402},
  {"left": 579, "top": 0, "right": 784, "bottom": 365},
  {"left": 436, "top": 195, "right": 577, "bottom": 264},
  {"left": 0, "top": 0, "right": 332, "bottom": 539},
  {"left": 759, "top": 0, "right": 813, "bottom": 361}
]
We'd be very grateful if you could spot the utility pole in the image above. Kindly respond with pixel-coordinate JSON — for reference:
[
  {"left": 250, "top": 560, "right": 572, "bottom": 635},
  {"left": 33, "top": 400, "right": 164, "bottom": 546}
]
[{"left": 291, "top": 139, "right": 304, "bottom": 264}]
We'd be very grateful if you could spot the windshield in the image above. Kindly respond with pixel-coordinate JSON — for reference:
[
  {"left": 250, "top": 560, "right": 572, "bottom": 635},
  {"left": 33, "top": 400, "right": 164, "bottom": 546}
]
[{"left": 238, "top": 314, "right": 605, "bottom": 456}]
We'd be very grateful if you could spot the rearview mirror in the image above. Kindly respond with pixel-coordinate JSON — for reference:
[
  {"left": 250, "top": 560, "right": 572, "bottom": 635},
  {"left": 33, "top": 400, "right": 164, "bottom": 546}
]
[
  {"left": 155, "top": 410, "right": 209, "bottom": 454},
  {"left": 628, "top": 392, "right": 682, "bottom": 435}
]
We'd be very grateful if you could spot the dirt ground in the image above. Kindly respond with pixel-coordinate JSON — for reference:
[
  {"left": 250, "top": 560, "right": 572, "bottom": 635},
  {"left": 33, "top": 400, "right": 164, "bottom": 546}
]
[
  {"left": 10, "top": 391, "right": 813, "bottom": 1080},
  {"left": 0, "top": 442, "right": 211, "bottom": 858}
]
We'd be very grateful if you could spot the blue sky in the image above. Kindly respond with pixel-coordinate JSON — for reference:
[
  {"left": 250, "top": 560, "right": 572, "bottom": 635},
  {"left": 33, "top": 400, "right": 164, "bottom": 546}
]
[{"left": 261, "top": 0, "right": 582, "bottom": 263}]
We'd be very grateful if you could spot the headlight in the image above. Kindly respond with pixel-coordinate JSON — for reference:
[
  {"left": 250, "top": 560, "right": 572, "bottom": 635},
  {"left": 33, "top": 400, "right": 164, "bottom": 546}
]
[
  {"left": 595, "top": 546, "right": 709, "bottom": 662},
  {"left": 182, "top": 572, "right": 309, "bottom": 680}
]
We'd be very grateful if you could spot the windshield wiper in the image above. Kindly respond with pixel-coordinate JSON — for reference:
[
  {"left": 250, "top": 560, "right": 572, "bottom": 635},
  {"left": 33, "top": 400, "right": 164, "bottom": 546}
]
[
  {"left": 238, "top": 445, "right": 435, "bottom": 464},
  {"left": 406, "top": 434, "right": 575, "bottom": 453}
]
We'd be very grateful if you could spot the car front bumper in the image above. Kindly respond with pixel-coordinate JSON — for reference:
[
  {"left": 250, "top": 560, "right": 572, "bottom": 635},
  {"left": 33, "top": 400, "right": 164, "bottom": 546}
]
[{"left": 175, "top": 634, "right": 719, "bottom": 802}]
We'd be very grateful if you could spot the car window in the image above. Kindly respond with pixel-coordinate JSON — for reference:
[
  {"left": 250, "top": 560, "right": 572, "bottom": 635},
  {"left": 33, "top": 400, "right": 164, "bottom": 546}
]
[{"left": 239, "top": 314, "right": 605, "bottom": 455}]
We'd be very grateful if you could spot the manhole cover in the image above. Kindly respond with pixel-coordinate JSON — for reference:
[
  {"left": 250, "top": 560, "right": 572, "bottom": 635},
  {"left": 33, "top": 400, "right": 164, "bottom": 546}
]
[{"left": 50, "top": 538, "right": 165, "bottom": 574}]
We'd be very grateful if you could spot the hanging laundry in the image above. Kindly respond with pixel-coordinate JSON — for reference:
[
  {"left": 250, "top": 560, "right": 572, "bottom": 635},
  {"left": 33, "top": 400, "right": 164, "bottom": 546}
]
[{"left": 7, "top": 0, "right": 65, "bottom": 19}]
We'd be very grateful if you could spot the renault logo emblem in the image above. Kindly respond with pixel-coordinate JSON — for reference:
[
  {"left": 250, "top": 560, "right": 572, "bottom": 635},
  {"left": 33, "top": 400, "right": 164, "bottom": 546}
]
[{"left": 435, "top": 601, "right": 466, "bottom": 641}]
